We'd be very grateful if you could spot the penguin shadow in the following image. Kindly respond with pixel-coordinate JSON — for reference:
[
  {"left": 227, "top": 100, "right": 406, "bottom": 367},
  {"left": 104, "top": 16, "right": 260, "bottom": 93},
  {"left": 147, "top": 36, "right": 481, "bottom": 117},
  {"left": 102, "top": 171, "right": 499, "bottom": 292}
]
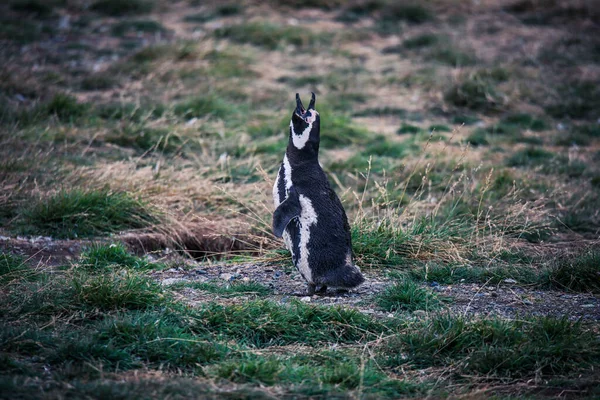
[{"left": 288, "top": 285, "right": 356, "bottom": 298}]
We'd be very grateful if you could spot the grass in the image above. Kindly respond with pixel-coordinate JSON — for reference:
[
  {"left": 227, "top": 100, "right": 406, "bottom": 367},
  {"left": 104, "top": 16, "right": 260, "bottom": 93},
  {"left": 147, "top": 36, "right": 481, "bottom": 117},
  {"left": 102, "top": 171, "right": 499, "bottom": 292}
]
[
  {"left": 191, "top": 300, "right": 391, "bottom": 347},
  {"left": 173, "top": 94, "right": 237, "bottom": 120},
  {"left": 408, "top": 262, "right": 541, "bottom": 286},
  {"left": 0, "top": 252, "right": 37, "bottom": 284},
  {"left": 9, "top": 0, "right": 58, "bottom": 17},
  {"left": 506, "top": 147, "right": 554, "bottom": 167},
  {"left": 80, "top": 72, "right": 119, "bottom": 91},
  {"left": 18, "top": 189, "right": 157, "bottom": 239},
  {"left": 44, "top": 93, "right": 89, "bottom": 122},
  {"left": 110, "top": 19, "right": 166, "bottom": 37},
  {"left": 549, "top": 250, "right": 600, "bottom": 293},
  {"left": 183, "top": 4, "right": 243, "bottom": 23},
  {"left": 376, "top": 280, "right": 442, "bottom": 312},
  {"left": 79, "top": 243, "right": 157, "bottom": 271},
  {"left": 178, "top": 281, "right": 272, "bottom": 297},
  {"left": 105, "top": 124, "right": 180, "bottom": 153},
  {"left": 545, "top": 81, "right": 600, "bottom": 120},
  {"left": 72, "top": 270, "right": 165, "bottom": 310},
  {"left": 403, "top": 33, "right": 439, "bottom": 49},
  {"left": 381, "top": 3, "right": 433, "bottom": 24},
  {"left": 214, "top": 22, "right": 331, "bottom": 50},
  {"left": 382, "top": 315, "right": 600, "bottom": 378},
  {"left": 2, "top": 0, "right": 600, "bottom": 397},
  {"left": 429, "top": 47, "right": 477, "bottom": 67},
  {"left": 397, "top": 123, "right": 422, "bottom": 134},
  {"left": 90, "top": 0, "right": 154, "bottom": 16}
]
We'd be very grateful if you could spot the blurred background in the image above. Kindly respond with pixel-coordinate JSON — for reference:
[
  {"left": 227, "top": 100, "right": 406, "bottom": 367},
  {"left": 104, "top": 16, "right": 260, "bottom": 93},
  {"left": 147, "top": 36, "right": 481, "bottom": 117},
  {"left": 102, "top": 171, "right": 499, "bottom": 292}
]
[{"left": 0, "top": 0, "right": 599, "bottom": 260}]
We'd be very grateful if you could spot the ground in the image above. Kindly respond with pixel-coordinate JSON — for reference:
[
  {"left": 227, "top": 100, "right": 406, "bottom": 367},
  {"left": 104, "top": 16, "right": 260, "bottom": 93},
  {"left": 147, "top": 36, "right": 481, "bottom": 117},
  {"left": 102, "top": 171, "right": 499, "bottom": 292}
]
[{"left": 1, "top": 0, "right": 599, "bottom": 398}]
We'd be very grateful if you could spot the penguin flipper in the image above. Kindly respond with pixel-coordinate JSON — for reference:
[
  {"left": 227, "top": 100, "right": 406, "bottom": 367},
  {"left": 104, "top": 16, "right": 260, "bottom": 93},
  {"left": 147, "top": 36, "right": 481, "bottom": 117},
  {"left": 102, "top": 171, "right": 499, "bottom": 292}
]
[{"left": 273, "top": 186, "right": 301, "bottom": 238}]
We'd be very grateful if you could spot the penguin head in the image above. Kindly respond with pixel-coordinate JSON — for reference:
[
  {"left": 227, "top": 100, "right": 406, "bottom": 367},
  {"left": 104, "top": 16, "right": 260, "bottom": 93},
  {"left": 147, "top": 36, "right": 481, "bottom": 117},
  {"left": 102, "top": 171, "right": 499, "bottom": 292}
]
[{"left": 289, "top": 92, "right": 320, "bottom": 153}]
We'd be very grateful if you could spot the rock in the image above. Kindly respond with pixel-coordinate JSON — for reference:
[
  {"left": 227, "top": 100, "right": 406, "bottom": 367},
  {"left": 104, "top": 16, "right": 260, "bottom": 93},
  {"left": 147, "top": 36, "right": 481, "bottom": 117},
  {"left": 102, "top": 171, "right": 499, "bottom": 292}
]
[
  {"left": 161, "top": 278, "right": 188, "bottom": 286},
  {"left": 194, "top": 269, "right": 208, "bottom": 275},
  {"left": 503, "top": 278, "right": 517, "bottom": 284},
  {"left": 220, "top": 273, "right": 236, "bottom": 281},
  {"left": 581, "top": 304, "right": 596, "bottom": 308},
  {"left": 300, "top": 296, "right": 311, "bottom": 303},
  {"left": 430, "top": 281, "right": 439, "bottom": 287},
  {"left": 242, "top": 277, "right": 250, "bottom": 283}
]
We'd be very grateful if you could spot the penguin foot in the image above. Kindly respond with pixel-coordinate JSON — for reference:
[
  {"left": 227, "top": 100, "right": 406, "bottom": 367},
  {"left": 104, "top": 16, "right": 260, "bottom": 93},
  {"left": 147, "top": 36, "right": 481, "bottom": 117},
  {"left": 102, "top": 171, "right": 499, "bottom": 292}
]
[
  {"left": 315, "top": 285, "right": 328, "bottom": 295},
  {"left": 306, "top": 283, "right": 316, "bottom": 296}
]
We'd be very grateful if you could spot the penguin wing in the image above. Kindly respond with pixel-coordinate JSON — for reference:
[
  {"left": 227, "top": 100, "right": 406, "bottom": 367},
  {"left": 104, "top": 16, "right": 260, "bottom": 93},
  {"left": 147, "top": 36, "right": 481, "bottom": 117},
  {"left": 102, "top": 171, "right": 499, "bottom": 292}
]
[{"left": 273, "top": 186, "right": 301, "bottom": 238}]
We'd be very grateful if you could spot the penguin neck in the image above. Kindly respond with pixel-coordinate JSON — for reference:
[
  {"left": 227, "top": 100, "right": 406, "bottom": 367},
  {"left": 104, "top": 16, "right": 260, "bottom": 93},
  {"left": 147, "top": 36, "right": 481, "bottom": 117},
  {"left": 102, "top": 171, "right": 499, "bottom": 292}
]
[{"left": 285, "top": 142, "right": 319, "bottom": 166}]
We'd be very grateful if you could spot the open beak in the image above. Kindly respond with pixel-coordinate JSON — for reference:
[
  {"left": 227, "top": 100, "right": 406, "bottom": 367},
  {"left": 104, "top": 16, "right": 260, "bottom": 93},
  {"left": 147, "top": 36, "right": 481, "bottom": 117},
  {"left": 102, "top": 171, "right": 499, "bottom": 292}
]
[{"left": 295, "top": 92, "right": 316, "bottom": 119}]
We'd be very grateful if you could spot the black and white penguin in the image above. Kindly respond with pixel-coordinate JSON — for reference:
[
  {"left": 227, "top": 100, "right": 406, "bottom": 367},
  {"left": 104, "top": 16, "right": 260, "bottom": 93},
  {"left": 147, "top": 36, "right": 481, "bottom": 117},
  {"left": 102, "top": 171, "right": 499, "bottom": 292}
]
[{"left": 272, "top": 92, "right": 364, "bottom": 295}]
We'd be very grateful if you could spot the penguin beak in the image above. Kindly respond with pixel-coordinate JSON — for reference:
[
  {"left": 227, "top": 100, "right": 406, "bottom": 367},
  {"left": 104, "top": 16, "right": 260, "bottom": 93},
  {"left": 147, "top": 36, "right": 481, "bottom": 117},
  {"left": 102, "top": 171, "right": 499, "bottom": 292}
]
[
  {"left": 295, "top": 93, "right": 305, "bottom": 116},
  {"left": 294, "top": 92, "right": 316, "bottom": 120}
]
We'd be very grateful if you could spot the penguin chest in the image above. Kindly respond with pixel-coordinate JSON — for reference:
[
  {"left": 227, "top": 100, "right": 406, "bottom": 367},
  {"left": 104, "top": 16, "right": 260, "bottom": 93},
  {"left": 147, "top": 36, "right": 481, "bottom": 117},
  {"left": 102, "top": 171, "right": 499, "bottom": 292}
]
[{"left": 293, "top": 194, "right": 318, "bottom": 283}]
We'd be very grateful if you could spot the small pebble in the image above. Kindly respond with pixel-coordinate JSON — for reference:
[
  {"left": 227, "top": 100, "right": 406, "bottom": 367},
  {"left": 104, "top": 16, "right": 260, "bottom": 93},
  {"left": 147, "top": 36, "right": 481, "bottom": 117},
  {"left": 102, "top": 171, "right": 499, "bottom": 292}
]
[
  {"left": 503, "top": 278, "right": 517, "bottom": 284},
  {"left": 300, "top": 296, "right": 311, "bottom": 303}
]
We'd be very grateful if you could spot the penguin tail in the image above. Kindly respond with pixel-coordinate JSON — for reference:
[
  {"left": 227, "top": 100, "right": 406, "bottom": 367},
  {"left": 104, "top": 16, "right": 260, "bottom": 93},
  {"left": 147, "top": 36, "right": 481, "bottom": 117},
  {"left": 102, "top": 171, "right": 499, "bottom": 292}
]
[{"left": 323, "top": 265, "right": 364, "bottom": 289}]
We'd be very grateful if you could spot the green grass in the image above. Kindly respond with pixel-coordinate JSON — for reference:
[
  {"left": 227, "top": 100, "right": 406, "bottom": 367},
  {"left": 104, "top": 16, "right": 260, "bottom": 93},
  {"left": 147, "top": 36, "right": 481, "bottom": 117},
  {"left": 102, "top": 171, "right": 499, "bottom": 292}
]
[
  {"left": 407, "top": 262, "right": 542, "bottom": 286},
  {"left": 452, "top": 114, "right": 480, "bottom": 125},
  {"left": 445, "top": 75, "right": 505, "bottom": 112},
  {"left": 110, "top": 19, "right": 166, "bottom": 37},
  {"left": 9, "top": 0, "right": 58, "bottom": 17},
  {"left": 0, "top": 252, "right": 38, "bottom": 284},
  {"left": 428, "top": 124, "right": 452, "bottom": 132},
  {"left": 178, "top": 281, "right": 272, "bottom": 297},
  {"left": 18, "top": 189, "right": 157, "bottom": 239},
  {"left": 376, "top": 280, "right": 442, "bottom": 312},
  {"left": 381, "top": 3, "right": 433, "bottom": 24},
  {"left": 505, "top": 147, "right": 554, "bottom": 167},
  {"left": 105, "top": 124, "right": 181, "bottom": 153},
  {"left": 403, "top": 33, "right": 439, "bottom": 49},
  {"left": 183, "top": 4, "right": 243, "bottom": 23},
  {"left": 545, "top": 81, "right": 600, "bottom": 120},
  {"left": 397, "top": 123, "right": 422, "bottom": 134},
  {"left": 191, "top": 300, "right": 391, "bottom": 347},
  {"left": 381, "top": 315, "right": 600, "bottom": 378},
  {"left": 80, "top": 72, "right": 119, "bottom": 91},
  {"left": 353, "top": 107, "right": 408, "bottom": 118},
  {"left": 93, "top": 101, "right": 165, "bottom": 122},
  {"left": 214, "top": 22, "right": 331, "bottom": 50},
  {"left": 44, "top": 93, "right": 90, "bottom": 122},
  {"left": 79, "top": 243, "right": 157, "bottom": 271},
  {"left": 72, "top": 270, "right": 165, "bottom": 310},
  {"left": 501, "top": 113, "right": 548, "bottom": 131},
  {"left": 173, "top": 94, "right": 237, "bottom": 120},
  {"left": 549, "top": 250, "right": 600, "bottom": 293},
  {"left": 429, "top": 47, "right": 477, "bottom": 67},
  {"left": 90, "top": 0, "right": 154, "bottom": 16}
]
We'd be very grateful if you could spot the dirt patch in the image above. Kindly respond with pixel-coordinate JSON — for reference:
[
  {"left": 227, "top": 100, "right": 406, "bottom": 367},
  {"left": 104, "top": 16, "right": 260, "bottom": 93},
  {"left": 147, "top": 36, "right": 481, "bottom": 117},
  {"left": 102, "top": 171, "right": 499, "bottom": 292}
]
[{"left": 155, "top": 258, "right": 600, "bottom": 321}]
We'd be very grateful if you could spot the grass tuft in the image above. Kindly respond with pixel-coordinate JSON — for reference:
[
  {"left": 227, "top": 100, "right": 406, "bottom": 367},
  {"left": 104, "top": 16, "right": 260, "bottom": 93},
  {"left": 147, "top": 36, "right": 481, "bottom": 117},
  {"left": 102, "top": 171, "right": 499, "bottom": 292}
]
[
  {"left": 19, "top": 189, "right": 157, "bottom": 239},
  {"left": 72, "top": 270, "right": 165, "bottom": 310},
  {"left": 179, "top": 281, "right": 272, "bottom": 297},
  {"left": 79, "top": 243, "right": 156, "bottom": 271},
  {"left": 90, "top": 0, "right": 154, "bottom": 16},
  {"left": 445, "top": 75, "right": 505, "bottom": 112},
  {"left": 549, "top": 250, "right": 600, "bottom": 293},
  {"left": 214, "top": 22, "right": 330, "bottom": 50},
  {"left": 376, "top": 280, "right": 441, "bottom": 312},
  {"left": 0, "top": 253, "right": 38, "bottom": 284},
  {"left": 382, "top": 315, "right": 600, "bottom": 378},
  {"left": 111, "top": 19, "right": 166, "bottom": 37},
  {"left": 192, "top": 300, "right": 390, "bottom": 347}
]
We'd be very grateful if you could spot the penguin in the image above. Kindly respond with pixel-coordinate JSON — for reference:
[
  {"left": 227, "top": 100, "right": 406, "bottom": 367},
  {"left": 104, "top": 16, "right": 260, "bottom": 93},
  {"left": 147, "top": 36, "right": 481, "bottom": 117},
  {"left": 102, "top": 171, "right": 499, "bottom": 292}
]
[{"left": 272, "top": 92, "right": 364, "bottom": 295}]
